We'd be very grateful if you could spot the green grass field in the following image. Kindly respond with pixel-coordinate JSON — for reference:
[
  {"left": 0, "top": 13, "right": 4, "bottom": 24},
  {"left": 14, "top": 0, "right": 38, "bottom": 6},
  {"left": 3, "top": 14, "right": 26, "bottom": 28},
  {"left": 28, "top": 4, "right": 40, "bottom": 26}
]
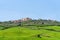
[{"left": 0, "top": 26, "right": 60, "bottom": 40}]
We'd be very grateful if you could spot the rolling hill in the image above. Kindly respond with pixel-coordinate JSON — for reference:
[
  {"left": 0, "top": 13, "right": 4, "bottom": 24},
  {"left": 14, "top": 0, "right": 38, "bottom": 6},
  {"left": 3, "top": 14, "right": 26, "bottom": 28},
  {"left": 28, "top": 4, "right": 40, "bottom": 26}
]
[{"left": 0, "top": 26, "right": 60, "bottom": 40}]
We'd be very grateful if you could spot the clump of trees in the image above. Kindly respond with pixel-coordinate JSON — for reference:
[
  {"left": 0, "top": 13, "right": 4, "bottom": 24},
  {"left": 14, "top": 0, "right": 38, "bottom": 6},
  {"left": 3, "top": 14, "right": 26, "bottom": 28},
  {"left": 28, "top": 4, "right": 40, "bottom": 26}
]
[{"left": 17, "top": 22, "right": 22, "bottom": 26}]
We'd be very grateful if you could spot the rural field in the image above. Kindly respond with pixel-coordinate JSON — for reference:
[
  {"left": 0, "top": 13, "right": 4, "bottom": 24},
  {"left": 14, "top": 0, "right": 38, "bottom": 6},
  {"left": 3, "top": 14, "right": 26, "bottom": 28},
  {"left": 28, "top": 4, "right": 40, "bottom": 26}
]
[
  {"left": 0, "top": 26, "right": 60, "bottom": 40},
  {"left": 0, "top": 0, "right": 60, "bottom": 40}
]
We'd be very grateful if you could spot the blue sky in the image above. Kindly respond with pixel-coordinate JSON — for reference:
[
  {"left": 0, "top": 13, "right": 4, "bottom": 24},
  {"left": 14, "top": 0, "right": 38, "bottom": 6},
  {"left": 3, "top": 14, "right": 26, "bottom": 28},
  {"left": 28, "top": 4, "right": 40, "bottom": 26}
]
[{"left": 0, "top": 0, "right": 60, "bottom": 21}]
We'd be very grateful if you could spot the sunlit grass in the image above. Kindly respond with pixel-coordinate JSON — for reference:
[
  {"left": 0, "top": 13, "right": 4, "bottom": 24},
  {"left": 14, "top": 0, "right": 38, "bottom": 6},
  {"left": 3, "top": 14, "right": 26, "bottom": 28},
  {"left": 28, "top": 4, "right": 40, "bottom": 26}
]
[{"left": 0, "top": 26, "right": 60, "bottom": 40}]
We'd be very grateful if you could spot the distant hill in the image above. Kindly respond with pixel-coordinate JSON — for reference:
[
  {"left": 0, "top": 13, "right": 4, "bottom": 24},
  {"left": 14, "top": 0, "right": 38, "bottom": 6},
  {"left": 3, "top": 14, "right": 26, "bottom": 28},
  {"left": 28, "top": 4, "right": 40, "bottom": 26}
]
[
  {"left": 11, "top": 18, "right": 60, "bottom": 26},
  {"left": 0, "top": 17, "right": 60, "bottom": 30},
  {"left": 12, "top": 17, "right": 32, "bottom": 23},
  {"left": 21, "top": 19, "right": 60, "bottom": 26}
]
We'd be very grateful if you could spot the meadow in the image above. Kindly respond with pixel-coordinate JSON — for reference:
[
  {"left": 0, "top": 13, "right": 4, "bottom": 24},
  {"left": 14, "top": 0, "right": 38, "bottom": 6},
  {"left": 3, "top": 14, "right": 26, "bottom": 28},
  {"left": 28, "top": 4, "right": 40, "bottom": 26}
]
[{"left": 0, "top": 26, "right": 60, "bottom": 40}]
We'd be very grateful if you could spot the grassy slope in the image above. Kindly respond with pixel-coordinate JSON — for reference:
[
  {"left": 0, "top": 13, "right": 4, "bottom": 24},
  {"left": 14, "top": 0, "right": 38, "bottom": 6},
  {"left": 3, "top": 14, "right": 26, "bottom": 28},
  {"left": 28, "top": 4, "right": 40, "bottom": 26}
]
[{"left": 0, "top": 26, "right": 60, "bottom": 40}]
